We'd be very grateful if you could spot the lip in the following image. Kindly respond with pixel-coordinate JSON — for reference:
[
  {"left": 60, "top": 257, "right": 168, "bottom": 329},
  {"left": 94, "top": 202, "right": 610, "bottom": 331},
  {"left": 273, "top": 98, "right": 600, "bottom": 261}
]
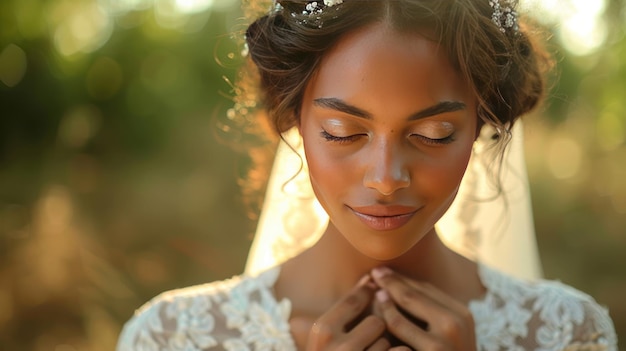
[{"left": 348, "top": 205, "right": 419, "bottom": 231}]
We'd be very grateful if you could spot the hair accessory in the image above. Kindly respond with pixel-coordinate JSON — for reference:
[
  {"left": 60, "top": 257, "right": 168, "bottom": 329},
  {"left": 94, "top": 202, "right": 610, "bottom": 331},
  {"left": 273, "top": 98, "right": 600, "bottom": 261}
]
[
  {"left": 274, "top": 1, "right": 517, "bottom": 33},
  {"left": 322, "top": 0, "right": 344, "bottom": 6},
  {"left": 302, "top": 1, "right": 323, "bottom": 16},
  {"left": 271, "top": 2, "right": 283, "bottom": 13},
  {"left": 300, "top": 0, "right": 344, "bottom": 13},
  {"left": 272, "top": 0, "right": 344, "bottom": 28},
  {"left": 300, "top": 0, "right": 344, "bottom": 27},
  {"left": 489, "top": 0, "right": 519, "bottom": 34}
]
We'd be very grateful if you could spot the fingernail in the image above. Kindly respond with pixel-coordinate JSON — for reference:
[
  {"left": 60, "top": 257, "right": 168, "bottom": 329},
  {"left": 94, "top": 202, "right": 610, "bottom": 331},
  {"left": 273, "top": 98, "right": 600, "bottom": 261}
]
[
  {"left": 357, "top": 274, "right": 371, "bottom": 286},
  {"left": 376, "top": 289, "right": 389, "bottom": 303},
  {"left": 371, "top": 266, "right": 391, "bottom": 280}
]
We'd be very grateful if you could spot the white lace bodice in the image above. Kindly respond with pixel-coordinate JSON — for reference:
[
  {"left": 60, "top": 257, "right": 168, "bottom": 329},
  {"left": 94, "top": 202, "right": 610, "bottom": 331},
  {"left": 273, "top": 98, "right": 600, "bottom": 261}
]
[{"left": 117, "top": 264, "right": 617, "bottom": 351}]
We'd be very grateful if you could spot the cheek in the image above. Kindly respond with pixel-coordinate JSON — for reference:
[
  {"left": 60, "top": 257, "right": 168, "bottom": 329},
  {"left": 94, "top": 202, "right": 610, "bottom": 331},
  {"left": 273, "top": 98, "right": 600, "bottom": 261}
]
[
  {"left": 304, "top": 139, "right": 345, "bottom": 198},
  {"left": 304, "top": 141, "right": 365, "bottom": 214},
  {"left": 418, "top": 140, "right": 474, "bottom": 200}
]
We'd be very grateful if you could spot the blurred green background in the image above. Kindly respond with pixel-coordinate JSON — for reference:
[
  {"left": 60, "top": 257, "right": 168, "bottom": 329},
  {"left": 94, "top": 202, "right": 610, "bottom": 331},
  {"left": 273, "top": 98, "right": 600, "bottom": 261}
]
[{"left": 0, "top": 0, "right": 624, "bottom": 350}]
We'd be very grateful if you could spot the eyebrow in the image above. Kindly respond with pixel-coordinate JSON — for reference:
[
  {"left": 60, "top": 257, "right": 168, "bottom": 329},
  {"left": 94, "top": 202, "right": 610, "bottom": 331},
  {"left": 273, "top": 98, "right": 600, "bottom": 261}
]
[{"left": 313, "top": 98, "right": 466, "bottom": 121}]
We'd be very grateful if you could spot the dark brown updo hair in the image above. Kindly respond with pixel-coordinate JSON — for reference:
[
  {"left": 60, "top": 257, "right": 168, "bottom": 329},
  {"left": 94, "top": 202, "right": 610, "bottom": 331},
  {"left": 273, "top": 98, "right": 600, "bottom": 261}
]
[{"left": 231, "top": 0, "right": 552, "bottom": 215}]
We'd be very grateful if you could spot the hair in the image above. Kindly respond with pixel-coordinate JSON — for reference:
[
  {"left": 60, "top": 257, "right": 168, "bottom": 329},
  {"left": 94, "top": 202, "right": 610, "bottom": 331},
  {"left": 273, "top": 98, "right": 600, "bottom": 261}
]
[{"left": 229, "top": 0, "right": 553, "bottom": 217}]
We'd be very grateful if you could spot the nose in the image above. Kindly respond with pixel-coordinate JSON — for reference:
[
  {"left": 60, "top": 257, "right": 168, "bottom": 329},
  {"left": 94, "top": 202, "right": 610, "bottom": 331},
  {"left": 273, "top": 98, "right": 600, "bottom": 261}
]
[{"left": 362, "top": 142, "right": 411, "bottom": 196}]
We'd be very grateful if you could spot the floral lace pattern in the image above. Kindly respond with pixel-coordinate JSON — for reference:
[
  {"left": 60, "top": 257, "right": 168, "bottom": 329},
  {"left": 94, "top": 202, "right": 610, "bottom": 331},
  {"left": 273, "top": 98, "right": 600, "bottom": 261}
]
[
  {"left": 468, "top": 265, "right": 617, "bottom": 351},
  {"left": 117, "top": 264, "right": 617, "bottom": 351}
]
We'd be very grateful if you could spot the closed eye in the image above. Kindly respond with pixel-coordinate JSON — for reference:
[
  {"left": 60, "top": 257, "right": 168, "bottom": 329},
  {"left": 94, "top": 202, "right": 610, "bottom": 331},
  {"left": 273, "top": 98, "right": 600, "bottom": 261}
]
[
  {"left": 411, "top": 134, "right": 455, "bottom": 145},
  {"left": 320, "top": 130, "right": 365, "bottom": 144}
]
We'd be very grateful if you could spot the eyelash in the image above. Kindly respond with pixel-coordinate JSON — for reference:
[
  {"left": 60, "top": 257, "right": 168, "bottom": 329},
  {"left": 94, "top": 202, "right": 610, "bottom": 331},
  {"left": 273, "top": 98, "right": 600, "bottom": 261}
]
[
  {"left": 411, "top": 134, "right": 456, "bottom": 145},
  {"left": 321, "top": 130, "right": 455, "bottom": 145},
  {"left": 320, "top": 130, "right": 363, "bottom": 144}
]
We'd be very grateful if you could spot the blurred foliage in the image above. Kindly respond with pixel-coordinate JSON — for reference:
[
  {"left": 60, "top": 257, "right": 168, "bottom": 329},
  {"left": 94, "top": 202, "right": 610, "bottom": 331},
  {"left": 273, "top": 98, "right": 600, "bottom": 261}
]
[{"left": 0, "top": 0, "right": 624, "bottom": 350}]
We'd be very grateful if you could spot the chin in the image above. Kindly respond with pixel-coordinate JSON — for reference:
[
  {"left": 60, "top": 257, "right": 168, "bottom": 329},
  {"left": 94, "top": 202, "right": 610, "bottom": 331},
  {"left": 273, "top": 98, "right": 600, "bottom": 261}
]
[{"left": 351, "top": 237, "right": 419, "bottom": 262}]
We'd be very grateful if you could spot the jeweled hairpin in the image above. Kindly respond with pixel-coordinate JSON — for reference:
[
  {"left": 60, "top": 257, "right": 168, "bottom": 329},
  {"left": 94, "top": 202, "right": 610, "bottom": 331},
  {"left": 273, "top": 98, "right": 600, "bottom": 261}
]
[
  {"left": 489, "top": 0, "right": 519, "bottom": 34},
  {"left": 300, "top": 0, "right": 344, "bottom": 12},
  {"left": 273, "top": 0, "right": 517, "bottom": 34},
  {"left": 272, "top": 0, "right": 344, "bottom": 28}
]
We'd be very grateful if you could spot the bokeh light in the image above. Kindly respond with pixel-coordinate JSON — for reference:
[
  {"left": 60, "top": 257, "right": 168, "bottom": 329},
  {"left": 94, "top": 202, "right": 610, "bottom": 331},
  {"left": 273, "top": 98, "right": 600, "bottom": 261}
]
[
  {"left": 560, "top": 0, "right": 608, "bottom": 56},
  {"left": 546, "top": 136, "right": 583, "bottom": 180},
  {"left": 0, "top": 44, "right": 27, "bottom": 87},
  {"left": 522, "top": 0, "right": 608, "bottom": 55},
  {"left": 51, "top": 1, "right": 114, "bottom": 57}
]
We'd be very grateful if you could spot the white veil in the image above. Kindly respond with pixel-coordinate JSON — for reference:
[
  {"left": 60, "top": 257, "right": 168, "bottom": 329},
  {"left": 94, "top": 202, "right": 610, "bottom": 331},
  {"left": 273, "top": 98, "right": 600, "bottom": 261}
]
[{"left": 245, "top": 121, "right": 542, "bottom": 280}]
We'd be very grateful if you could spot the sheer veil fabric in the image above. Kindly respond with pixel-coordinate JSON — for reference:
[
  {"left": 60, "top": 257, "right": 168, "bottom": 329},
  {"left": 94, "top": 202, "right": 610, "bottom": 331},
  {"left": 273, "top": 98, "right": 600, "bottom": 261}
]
[{"left": 245, "top": 122, "right": 543, "bottom": 280}]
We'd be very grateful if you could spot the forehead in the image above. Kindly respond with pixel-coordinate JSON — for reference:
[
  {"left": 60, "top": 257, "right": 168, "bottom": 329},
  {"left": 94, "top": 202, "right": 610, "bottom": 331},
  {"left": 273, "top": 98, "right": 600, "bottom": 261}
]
[{"left": 307, "top": 23, "right": 472, "bottom": 111}]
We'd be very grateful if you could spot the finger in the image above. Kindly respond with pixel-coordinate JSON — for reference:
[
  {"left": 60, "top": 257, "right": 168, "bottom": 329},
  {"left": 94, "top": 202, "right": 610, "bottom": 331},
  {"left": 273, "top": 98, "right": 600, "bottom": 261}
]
[
  {"left": 346, "top": 315, "right": 386, "bottom": 350},
  {"left": 371, "top": 291, "right": 384, "bottom": 319},
  {"left": 318, "top": 275, "right": 377, "bottom": 329},
  {"left": 375, "top": 289, "right": 435, "bottom": 349},
  {"left": 372, "top": 267, "right": 476, "bottom": 339},
  {"left": 290, "top": 316, "right": 315, "bottom": 350},
  {"left": 371, "top": 267, "right": 443, "bottom": 325},
  {"left": 308, "top": 274, "right": 377, "bottom": 350},
  {"left": 399, "top": 274, "right": 469, "bottom": 318},
  {"left": 375, "top": 268, "right": 476, "bottom": 339},
  {"left": 401, "top": 279, "right": 475, "bottom": 339},
  {"left": 366, "top": 337, "right": 391, "bottom": 351},
  {"left": 389, "top": 347, "right": 412, "bottom": 351},
  {"left": 308, "top": 314, "right": 385, "bottom": 351}
]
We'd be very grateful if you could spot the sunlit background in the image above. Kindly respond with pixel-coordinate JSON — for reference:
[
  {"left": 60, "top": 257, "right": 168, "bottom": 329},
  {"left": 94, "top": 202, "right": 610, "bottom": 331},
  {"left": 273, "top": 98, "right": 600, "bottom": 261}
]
[{"left": 0, "top": 0, "right": 625, "bottom": 350}]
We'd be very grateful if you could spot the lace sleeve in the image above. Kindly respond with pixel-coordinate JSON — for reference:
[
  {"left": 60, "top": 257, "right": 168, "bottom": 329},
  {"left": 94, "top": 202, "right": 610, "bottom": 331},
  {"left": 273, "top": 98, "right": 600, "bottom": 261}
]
[
  {"left": 116, "top": 288, "right": 223, "bottom": 351},
  {"left": 471, "top": 264, "right": 619, "bottom": 351},
  {"left": 560, "top": 298, "right": 618, "bottom": 351},
  {"left": 116, "top": 268, "right": 296, "bottom": 351},
  {"left": 526, "top": 282, "right": 618, "bottom": 351},
  {"left": 117, "top": 300, "right": 154, "bottom": 351}
]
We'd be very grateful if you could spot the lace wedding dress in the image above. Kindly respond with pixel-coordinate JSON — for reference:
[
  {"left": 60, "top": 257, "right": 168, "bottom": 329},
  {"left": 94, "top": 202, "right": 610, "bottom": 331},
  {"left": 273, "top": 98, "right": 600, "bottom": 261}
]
[{"left": 116, "top": 263, "right": 617, "bottom": 351}]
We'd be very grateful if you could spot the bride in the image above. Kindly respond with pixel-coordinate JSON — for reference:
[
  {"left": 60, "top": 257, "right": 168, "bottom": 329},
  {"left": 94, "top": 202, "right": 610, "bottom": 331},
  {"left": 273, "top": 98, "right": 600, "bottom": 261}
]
[{"left": 117, "top": 0, "right": 617, "bottom": 350}]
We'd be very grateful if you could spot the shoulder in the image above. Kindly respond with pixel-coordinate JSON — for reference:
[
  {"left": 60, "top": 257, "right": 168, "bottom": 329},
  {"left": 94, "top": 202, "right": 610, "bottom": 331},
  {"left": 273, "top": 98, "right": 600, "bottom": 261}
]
[
  {"left": 116, "top": 267, "right": 296, "bottom": 351},
  {"left": 471, "top": 264, "right": 618, "bottom": 351}
]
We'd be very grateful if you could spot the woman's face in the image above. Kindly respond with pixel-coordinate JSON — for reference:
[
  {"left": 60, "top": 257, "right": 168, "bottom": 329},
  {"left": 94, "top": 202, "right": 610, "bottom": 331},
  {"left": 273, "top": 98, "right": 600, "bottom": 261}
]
[{"left": 299, "top": 22, "right": 478, "bottom": 261}]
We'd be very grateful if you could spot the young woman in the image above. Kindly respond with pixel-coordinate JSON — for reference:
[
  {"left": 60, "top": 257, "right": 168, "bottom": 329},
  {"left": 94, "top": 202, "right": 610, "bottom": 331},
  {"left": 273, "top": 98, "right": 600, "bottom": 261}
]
[{"left": 117, "top": 0, "right": 617, "bottom": 350}]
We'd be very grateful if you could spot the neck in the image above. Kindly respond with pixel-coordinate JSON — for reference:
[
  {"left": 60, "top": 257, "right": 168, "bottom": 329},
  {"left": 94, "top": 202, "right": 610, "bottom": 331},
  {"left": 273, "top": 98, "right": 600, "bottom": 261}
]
[
  {"left": 316, "top": 223, "right": 456, "bottom": 287},
  {"left": 276, "top": 223, "right": 480, "bottom": 318}
]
